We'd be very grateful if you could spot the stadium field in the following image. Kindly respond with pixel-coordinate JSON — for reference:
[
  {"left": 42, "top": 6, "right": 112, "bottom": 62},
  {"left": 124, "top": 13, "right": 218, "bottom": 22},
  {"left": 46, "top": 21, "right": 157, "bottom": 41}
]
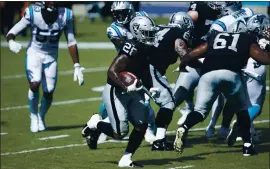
[{"left": 1, "top": 17, "right": 269, "bottom": 169}]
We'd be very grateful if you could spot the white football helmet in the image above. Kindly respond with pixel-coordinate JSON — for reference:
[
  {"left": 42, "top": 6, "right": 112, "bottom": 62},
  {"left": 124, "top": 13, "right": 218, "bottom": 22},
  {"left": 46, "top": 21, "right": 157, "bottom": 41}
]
[
  {"left": 247, "top": 14, "right": 270, "bottom": 36},
  {"left": 168, "top": 12, "right": 194, "bottom": 31},
  {"left": 221, "top": 2, "right": 242, "bottom": 16},
  {"left": 129, "top": 16, "right": 158, "bottom": 45},
  {"left": 111, "top": 1, "right": 135, "bottom": 24}
]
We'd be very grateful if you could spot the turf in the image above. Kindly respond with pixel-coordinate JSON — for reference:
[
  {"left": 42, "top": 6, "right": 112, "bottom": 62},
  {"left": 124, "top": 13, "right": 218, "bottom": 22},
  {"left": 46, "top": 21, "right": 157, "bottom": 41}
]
[{"left": 1, "top": 17, "right": 270, "bottom": 169}]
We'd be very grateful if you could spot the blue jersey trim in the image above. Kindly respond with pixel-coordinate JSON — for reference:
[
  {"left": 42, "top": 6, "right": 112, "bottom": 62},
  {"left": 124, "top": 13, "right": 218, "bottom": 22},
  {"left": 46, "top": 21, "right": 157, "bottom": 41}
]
[
  {"left": 110, "top": 24, "right": 122, "bottom": 38},
  {"left": 66, "top": 9, "right": 71, "bottom": 21},
  {"left": 29, "top": 6, "right": 34, "bottom": 23},
  {"left": 214, "top": 20, "right": 226, "bottom": 31}
]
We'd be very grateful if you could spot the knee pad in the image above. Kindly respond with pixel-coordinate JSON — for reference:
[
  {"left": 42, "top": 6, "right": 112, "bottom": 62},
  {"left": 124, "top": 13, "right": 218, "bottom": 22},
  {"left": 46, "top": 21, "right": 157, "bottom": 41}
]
[
  {"left": 43, "top": 84, "right": 55, "bottom": 93},
  {"left": 155, "top": 108, "right": 174, "bottom": 128}
]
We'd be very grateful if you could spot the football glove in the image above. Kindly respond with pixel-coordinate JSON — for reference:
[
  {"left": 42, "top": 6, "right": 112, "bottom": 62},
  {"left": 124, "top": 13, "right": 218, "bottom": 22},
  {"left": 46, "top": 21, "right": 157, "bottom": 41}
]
[
  {"left": 258, "top": 38, "right": 269, "bottom": 50},
  {"left": 8, "top": 40, "right": 22, "bottom": 53},
  {"left": 126, "top": 79, "right": 143, "bottom": 93},
  {"left": 149, "top": 87, "right": 160, "bottom": 98},
  {"left": 73, "top": 63, "right": 85, "bottom": 86}
]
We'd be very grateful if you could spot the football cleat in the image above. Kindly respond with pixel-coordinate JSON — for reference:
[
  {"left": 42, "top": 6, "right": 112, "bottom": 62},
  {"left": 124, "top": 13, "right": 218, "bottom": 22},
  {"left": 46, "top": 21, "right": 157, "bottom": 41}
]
[
  {"left": 86, "top": 129, "right": 101, "bottom": 150},
  {"left": 151, "top": 138, "right": 174, "bottom": 151},
  {"left": 38, "top": 114, "right": 47, "bottom": 131},
  {"left": 118, "top": 158, "right": 143, "bottom": 168},
  {"left": 174, "top": 127, "right": 187, "bottom": 153},
  {"left": 30, "top": 113, "right": 39, "bottom": 133},
  {"left": 243, "top": 144, "right": 258, "bottom": 156},
  {"left": 144, "top": 127, "right": 156, "bottom": 145},
  {"left": 82, "top": 124, "right": 91, "bottom": 137},
  {"left": 205, "top": 126, "right": 215, "bottom": 138},
  {"left": 217, "top": 126, "right": 230, "bottom": 140},
  {"left": 227, "top": 120, "right": 238, "bottom": 146}
]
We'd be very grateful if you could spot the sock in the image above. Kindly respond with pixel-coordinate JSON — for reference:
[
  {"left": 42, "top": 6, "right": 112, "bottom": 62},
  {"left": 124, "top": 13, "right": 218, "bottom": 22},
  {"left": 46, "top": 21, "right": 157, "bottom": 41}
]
[
  {"left": 147, "top": 104, "right": 156, "bottom": 133},
  {"left": 236, "top": 110, "right": 251, "bottom": 144},
  {"left": 28, "top": 89, "right": 39, "bottom": 115},
  {"left": 99, "top": 103, "right": 108, "bottom": 119},
  {"left": 209, "top": 96, "right": 224, "bottom": 127},
  {"left": 244, "top": 143, "right": 251, "bottom": 147},
  {"left": 39, "top": 96, "right": 52, "bottom": 118},
  {"left": 182, "top": 111, "right": 204, "bottom": 130},
  {"left": 155, "top": 128, "right": 166, "bottom": 140},
  {"left": 248, "top": 105, "right": 261, "bottom": 121},
  {"left": 155, "top": 108, "right": 173, "bottom": 128},
  {"left": 250, "top": 122, "right": 255, "bottom": 134},
  {"left": 221, "top": 102, "right": 236, "bottom": 129},
  {"left": 125, "top": 128, "right": 145, "bottom": 154},
  {"left": 97, "top": 121, "right": 114, "bottom": 137}
]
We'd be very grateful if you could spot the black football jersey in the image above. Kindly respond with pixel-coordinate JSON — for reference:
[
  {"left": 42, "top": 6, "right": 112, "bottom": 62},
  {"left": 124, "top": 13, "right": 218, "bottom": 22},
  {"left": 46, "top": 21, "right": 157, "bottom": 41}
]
[
  {"left": 107, "top": 39, "right": 151, "bottom": 88},
  {"left": 188, "top": 2, "right": 221, "bottom": 48},
  {"left": 201, "top": 32, "right": 258, "bottom": 75},
  {"left": 149, "top": 26, "right": 190, "bottom": 75}
]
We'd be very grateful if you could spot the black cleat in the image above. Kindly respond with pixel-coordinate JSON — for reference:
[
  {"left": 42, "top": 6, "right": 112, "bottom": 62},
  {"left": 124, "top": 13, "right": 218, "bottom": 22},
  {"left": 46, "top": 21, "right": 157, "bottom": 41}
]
[
  {"left": 227, "top": 120, "right": 238, "bottom": 147},
  {"left": 81, "top": 124, "right": 91, "bottom": 138},
  {"left": 86, "top": 129, "right": 101, "bottom": 150},
  {"left": 151, "top": 138, "right": 174, "bottom": 151},
  {"left": 243, "top": 144, "right": 258, "bottom": 156}
]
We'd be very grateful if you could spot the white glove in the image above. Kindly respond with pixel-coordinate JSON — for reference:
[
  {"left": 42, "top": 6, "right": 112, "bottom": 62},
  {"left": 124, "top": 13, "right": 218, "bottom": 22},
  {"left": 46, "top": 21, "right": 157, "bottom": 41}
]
[
  {"left": 173, "top": 67, "right": 180, "bottom": 72},
  {"left": 8, "top": 40, "right": 22, "bottom": 53},
  {"left": 126, "top": 79, "right": 143, "bottom": 93},
  {"left": 149, "top": 87, "right": 160, "bottom": 98},
  {"left": 73, "top": 63, "right": 85, "bottom": 86},
  {"left": 258, "top": 38, "right": 270, "bottom": 49}
]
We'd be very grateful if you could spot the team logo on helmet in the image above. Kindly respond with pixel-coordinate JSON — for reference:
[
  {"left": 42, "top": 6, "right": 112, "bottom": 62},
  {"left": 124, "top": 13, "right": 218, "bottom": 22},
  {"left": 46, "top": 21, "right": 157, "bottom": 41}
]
[{"left": 133, "top": 23, "right": 140, "bottom": 35}]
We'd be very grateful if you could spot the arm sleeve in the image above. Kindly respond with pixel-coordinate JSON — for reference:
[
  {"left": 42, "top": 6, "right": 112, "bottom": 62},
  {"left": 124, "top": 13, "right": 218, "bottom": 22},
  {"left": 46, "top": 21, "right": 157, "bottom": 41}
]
[
  {"left": 6, "top": 7, "right": 31, "bottom": 36},
  {"left": 64, "top": 9, "right": 77, "bottom": 47}
]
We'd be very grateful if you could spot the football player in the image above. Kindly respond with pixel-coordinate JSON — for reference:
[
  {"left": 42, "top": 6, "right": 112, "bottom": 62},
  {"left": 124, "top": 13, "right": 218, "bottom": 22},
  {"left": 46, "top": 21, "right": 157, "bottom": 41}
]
[
  {"left": 148, "top": 12, "right": 194, "bottom": 151},
  {"left": 6, "top": 2, "right": 84, "bottom": 132},
  {"left": 226, "top": 14, "right": 270, "bottom": 146},
  {"left": 173, "top": 2, "right": 225, "bottom": 134},
  {"left": 174, "top": 20, "right": 270, "bottom": 156},
  {"left": 83, "top": 16, "right": 158, "bottom": 168},
  {"left": 96, "top": 1, "right": 156, "bottom": 144}
]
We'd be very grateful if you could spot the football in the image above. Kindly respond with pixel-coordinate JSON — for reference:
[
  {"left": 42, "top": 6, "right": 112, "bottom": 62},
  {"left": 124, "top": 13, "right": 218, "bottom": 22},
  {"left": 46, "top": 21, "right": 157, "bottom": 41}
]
[{"left": 119, "top": 71, "right": 142, "bottom": 87}]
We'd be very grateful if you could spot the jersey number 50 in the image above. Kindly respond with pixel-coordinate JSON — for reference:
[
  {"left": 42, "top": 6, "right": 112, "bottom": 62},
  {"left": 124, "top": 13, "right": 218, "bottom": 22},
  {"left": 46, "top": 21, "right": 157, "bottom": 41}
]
[{"left": 213, "top": 33, "right": 240, "bottom": 52}]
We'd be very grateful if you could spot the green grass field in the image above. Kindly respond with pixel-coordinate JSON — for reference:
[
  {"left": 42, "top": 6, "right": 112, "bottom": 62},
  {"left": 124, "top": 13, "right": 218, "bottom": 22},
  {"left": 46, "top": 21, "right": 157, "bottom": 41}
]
[{"left": 1, "top": 17, "right": 269, "bottom": 169}]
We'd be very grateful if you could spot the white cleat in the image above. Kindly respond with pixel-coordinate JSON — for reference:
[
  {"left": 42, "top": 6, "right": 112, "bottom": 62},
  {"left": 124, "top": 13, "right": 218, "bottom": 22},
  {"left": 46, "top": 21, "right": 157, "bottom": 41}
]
[
  {"left": 118, "top": 156, "right": 143, "bottom": 168},
  {"left": 205, "top": 126, "right": 215, "bottom": 138},
  {"left": 30, "top": 114, "right": 39, "bottom": 133},
  {"left": 177, "top": 108, "right": 191, "bottom": 126},
  {"left": 174, "top": 127, "right": 186, "bottom": 153},
  {"left": 87, "top": 114, "right": 101, "bottom": 129},
  {"left": 144, "top": 127, "right": 156, "bottom": 145},
  {"left": 217, "top": 126, "right": 230, "bottom": 140},
  {"left": 38, "top": 114, "right": 47, "bottom": 131},
  {"left": 236, "top": 137, "right": 242, "bottom": 141}
]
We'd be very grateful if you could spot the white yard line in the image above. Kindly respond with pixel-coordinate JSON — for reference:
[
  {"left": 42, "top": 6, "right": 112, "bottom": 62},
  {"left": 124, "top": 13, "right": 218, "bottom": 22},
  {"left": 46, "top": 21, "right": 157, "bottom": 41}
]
[
  {"left": 0, "top": 97, "right": 102, "bottom": 111},
  {"left": 1, "top": 41, "right": 115, "bottom": 49},
  {"left": 39, "top": 135, "right": 70, "bottom": 140},
  {"left": 1, "top": 67, "right": 108, "bottom": 80},
  {"left": 1, "top": 120, "right": 269, "bottom": 156},
  {"left": 167, "top": 165, "right": 194, "bottom": 169},
  {"left": 0, "top": 133, "right": 8, "bottom": 135}
]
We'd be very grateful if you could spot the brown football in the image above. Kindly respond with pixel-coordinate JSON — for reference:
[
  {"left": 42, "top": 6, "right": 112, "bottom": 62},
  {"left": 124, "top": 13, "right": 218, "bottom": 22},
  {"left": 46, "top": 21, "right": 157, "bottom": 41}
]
[{"left": 119, "top": 72, "right": 142, "bottom": 87}]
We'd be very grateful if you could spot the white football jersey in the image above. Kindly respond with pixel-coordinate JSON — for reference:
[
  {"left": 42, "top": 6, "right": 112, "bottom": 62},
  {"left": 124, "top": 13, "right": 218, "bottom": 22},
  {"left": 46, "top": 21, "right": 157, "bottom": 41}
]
[
  {"left": 106, "top": 11, "right": 148, "bottom": 51},
  {"left": 210, "top": 8, "right": 254, "bottom": 32},
  {"left": 8, "top": 5, "right": 76, "bottom": 60}
]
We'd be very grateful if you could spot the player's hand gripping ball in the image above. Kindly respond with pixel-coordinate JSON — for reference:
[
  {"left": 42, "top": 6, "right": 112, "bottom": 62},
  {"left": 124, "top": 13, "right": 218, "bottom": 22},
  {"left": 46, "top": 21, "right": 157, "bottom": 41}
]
[{"left": 119, "top": 72, "right": 143, "bottom": 92}]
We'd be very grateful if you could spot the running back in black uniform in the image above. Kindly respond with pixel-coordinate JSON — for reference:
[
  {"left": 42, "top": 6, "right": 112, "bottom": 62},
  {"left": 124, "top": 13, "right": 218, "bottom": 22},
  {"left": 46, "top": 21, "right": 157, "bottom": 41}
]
[
  {"left": 107, "top": 39, "right": 151, "bottom": 88},
  {"left": 149, "top": 26, "right": 190, "bottom": 75},
  {"left": 188, "top": 2, "right": 222, "bottom": 47},
  {"left": 201, "top": 32, "right": 258, "bottom": 75}
]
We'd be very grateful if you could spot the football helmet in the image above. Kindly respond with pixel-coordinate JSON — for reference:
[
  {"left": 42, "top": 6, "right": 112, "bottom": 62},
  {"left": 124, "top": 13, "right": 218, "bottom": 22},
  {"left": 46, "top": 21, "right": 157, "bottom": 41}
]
[
  {"left": 247, "top": 14, "right": 270, "bottom": 36},
  {"left": 206, "top": 2, "right": 226, "bottom": 11},
  {"left": 129, "top": 16, "right": 158, "bottom": 45},
  {"left": 36, "top": 1, "right": 59, "bottom": 12},
  {"left": 111, "top": 1, "right": 135, "bottom": 24},
  {"left": 221, "top": 2, "right": 242, "bottom": 16},
  {"left": 168, "top": 12, "right": 194, "bottom": 31}
]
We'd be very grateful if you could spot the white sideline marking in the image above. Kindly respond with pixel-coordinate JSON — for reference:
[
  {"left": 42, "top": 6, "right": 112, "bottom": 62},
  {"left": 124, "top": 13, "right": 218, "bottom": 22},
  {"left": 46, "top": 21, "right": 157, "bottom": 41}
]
[
  {"left": 1, "top": 41, "right": 115, "bottom": 49},
  {"left": 39, "top": 135, "right": 70, "bottom": 140},
  {"left": 0, "top": 97, "right": 102, "bottom": 111},
  {"left": 167, "top": 165, "right": 194, "bottom": 169},
  {"left": 166, "top": 119, "right": 270, "bottom": 134},
  {"left": 1, "top": 67, "right": 108, "bottom": 80},
  {"left": 1, "top": 133, "right": 8, "bottom": 135},
  {"left": 1, "top": 120, "right": 268, "bottom": 156}
]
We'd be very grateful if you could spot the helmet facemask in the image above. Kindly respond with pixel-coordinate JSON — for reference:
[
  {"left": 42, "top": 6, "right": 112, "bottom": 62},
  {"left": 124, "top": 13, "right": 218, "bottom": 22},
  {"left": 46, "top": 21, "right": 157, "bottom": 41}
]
[{"left": 112, "top": 9, "right": 134, "bottom": 24}]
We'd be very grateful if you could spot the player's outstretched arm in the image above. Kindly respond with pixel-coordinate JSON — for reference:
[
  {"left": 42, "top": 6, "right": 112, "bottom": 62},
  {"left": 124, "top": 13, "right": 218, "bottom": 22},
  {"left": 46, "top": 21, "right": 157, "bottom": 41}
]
[
  {"left": 108, "top": 54, "right": 130, "bottom": 90},
  {"left": 6, "top": 7, "right": 31, "bottom": 53},
  {"left": 250, "top": 43, "right": 270, "bottom": 65}
]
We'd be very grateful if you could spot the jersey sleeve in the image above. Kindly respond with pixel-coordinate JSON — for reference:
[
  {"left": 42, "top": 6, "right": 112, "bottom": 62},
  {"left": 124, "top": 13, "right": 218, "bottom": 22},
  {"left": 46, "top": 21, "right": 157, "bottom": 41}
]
[
  {"left": 106, "top": 26, "right": 122, "bottom": 39},
  {"left": 6, "top": 7, "right": 31, "bottom": 36},
  {"left": 135, "top": 11, "right": 148, "bottom": 16},
  {"left": 210, "top": 19, "right": 227, "bottom": 32},
  {"left": 64, "top": 8, "right": 77, "bottom": 47}
]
